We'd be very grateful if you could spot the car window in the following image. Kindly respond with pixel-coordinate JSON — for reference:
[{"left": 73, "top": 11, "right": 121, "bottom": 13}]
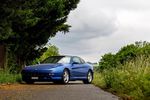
[
  {"left": 72, "top": 57, "right": 81, "bottom": 64},
  {"left": 41, "top": 56, "right": 71, "bottom": 64},
  {"left": 80, "top": 58, "right": 85, "bottom": 64},
  {"left": 58, "top": 57, "right": 71, "bottom": 64}
]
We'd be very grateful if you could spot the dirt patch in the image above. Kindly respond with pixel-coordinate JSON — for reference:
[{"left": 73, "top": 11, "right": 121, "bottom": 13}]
[
  {"left": 0, "top": 83, "right": 57, "bottom": 90},
  {"left": 0, "top": 84, "right": 35, "bottom": 90},
  {"left": 0, "top": 84, "right": 27, "bottom": 90}
]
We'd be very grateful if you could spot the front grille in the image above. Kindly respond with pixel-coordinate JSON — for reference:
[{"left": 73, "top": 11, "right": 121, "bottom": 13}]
[{"left": 22, "top": 71, "right": 50, "bottom": 77}]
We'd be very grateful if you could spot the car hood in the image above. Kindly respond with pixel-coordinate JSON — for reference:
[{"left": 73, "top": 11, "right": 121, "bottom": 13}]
[{"left": 23, "top": 64, "right": 63, "bottom": 70}]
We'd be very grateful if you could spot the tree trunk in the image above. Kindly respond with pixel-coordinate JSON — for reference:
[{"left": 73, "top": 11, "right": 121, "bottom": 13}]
[{"left": 0, "top": 45, "right": 6, "bottom": 69}]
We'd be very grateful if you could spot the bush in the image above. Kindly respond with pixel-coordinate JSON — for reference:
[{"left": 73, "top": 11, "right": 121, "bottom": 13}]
[
  {"left": 93, "top": 56, "right": 150, "bottom": 100},
  {"left": 0, "top": 70, "right": 22, "bottom": 84},
  {"left": 98, "top": 53, "right": 118, "bottom": 72}
]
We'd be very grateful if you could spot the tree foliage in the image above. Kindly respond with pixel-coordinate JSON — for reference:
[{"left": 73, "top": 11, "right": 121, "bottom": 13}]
[
  {"left": 98, "top": 53, "right": 117, "bottom": 71},
  {"left": 0, "top": 0, "right": 80, "bottom": 69},
  {"left": 116, "top": 44, "right": 139, "bottom": 64},
  {"left": 31, "top": 45, "right": 59, "bottom": 65},
  {"left": 98, "top": 41, "right": 150, "bottom": 72},
  {"left": 39, "top": 45, "right": 59, "bottom": 62}
]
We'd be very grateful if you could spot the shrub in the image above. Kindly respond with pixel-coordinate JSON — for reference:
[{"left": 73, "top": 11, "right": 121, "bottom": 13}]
[
  {"left": 93, "top": 56, "right": 150, "bottom": 100},
  {"left": 0, "top": 70, "right": 22, "bottom": 84}
]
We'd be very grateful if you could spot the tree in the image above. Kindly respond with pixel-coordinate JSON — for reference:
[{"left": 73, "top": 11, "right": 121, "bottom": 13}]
[
  {"left": 98, "top": 41, "right": 150, "bottom": 72},
  {"left": 116, "top": 44, "right": 139, "bottom": 64},
  {"left": 0, "top": 0, "right": 80, "bottom": 70},
  {"left": 39, "top": 45, "right": 59, "bottom": 62},
  {"left": 31, "top": 45, "right": 59, "bottom": 65},
  {"left": 98, "top": 53, "right": 117, "bottom": 71}
]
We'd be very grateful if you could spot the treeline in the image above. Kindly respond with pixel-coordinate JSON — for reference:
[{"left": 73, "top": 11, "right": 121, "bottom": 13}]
[{"left": 97, "top": 41, "right": 150, "bottom": 72}]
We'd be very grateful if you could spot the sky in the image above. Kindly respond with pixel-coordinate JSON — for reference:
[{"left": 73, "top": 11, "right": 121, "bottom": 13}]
[{"left": 51, "top": 0, "right": 150, "bottom": 62}]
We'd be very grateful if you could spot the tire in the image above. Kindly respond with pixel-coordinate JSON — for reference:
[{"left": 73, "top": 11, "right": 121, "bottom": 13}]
[
  {"left": 61, "top": 69, "right": 70, "bottom": 84},
  {"left": 83, "top": 71, "right": 93, "bottom": 84}
]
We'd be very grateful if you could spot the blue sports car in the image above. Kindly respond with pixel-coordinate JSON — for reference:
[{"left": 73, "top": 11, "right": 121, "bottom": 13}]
[{"left": 21, "top": 56, "right": 94, "bottom": 84}]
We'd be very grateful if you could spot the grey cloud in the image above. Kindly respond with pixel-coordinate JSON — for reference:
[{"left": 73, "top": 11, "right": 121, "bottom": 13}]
[
  {"left": 52, "top": 1, "right": 117, "bottom": 45},
  {"left": 51, "top": 0, "right": 118, "bottom": 62},
  {"left": 93, "top": 0, "right": 150, "bottom": 11},
  {"left": 51, "top": 0, "right": 150, "bottom": 62},
  {"left": 67, "top": 4, "right": 117, "bottom": 40}
]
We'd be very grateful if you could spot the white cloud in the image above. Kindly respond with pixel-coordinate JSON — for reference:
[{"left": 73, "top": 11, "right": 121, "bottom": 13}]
[
  {"left": 93, "top": 0, "right": 150, "bottom": 11},
  {"left": 66, "top": 2, "right": 117, "bottom": 40},
  {"left": 51, "top": 0, "right": 150, "bottom": 62}
]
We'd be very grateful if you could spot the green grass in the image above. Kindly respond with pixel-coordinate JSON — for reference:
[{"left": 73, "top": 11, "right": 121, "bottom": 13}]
[
  {"left": 93, "top": 56, "right": 150, "bottom": 100},
  {"left": 0, "top": 71, "right": 22, "bottom": 84}
]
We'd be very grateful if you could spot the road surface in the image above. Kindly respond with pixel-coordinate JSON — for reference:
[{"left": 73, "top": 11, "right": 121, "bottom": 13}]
[{"left": 0, "top": 82, "right": 119, "bottom": 100}]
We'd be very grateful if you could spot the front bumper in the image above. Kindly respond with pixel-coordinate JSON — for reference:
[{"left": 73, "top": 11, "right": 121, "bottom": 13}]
[{"left": 21, "top": 70, "right": 62, "bottom": 82}]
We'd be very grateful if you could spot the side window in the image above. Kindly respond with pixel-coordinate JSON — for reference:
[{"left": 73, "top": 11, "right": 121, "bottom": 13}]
[
  {"left": 80, "top": 58, "right": 85, "bottom": 64},
  {"left": 72, "top": 57, "right": 81, "bottom": 64}
]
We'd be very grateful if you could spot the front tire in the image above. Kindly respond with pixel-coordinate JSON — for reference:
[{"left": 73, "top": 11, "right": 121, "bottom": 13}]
[
  {"left": 83, "top": 71, "right": 93, "bottom": 84},
  {"left": 62, "top": 69, "right": 70, "bottom": 84}
]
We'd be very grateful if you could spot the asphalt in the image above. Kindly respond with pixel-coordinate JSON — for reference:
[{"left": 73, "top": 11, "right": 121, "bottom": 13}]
[{"left": 0, "top": 82, "right": 119, "bottom": 100}]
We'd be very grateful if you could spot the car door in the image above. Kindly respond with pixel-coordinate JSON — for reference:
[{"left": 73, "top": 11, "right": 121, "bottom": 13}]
[
  {"left": 79, "top": 57, "right": 89, "bottom": 77},
  {"left": 71, "top": 57, "right": 87, "bottom": 78}
]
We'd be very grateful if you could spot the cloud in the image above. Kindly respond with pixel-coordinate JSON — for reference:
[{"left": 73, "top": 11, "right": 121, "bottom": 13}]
[
  {"left": 68, "top": 2, "right": 118, "bottom": 39},
  {"left": 51, "top": 0, "right": 150, "bottom": 62},
  {"left": 92, "top": 0, "right": 150, "bottom": 11},
  {"left": 51, "top": 0, "right": 118, "bottom": 62}
]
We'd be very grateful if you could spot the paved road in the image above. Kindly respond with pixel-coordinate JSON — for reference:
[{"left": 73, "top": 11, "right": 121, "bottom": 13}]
[{"left": 0, "top": 82, "right": 119, "bottom": 100}]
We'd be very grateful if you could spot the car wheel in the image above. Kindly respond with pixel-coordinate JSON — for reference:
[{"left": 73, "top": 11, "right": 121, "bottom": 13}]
[
  {"left": 83, "top": 71, "right": 93, "bottom": 84},
  {"left": 62, "top": 69, "right": 70, "bottom": 84}
]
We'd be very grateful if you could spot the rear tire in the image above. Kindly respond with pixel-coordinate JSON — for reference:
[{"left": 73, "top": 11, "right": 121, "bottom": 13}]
[{"left": 83, "top": 71, "right": 93, "bottom": 84}]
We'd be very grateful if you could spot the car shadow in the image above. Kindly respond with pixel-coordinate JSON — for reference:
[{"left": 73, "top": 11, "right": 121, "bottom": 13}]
[{"left": 20, "top": 81, "right": 84, "bottom": 85}]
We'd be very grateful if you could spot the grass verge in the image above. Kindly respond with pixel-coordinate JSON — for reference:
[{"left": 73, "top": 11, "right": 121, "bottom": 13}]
[
  {"left": 93, "top": 56, "right": 150, "bottom": 100},
  {"left": 0, "top": 70, "right": 22, "bottom": 84}
]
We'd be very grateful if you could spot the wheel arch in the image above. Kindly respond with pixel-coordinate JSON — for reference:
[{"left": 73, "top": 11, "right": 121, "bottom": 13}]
[
  {"left": 64, "top": 68, "right": 70, "bottom": 76},
  {"left": 88, "top": 69, "right": 94, "bottom": 76}
]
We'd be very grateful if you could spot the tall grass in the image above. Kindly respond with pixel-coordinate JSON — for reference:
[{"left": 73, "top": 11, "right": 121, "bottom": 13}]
[
  {"left": 0, "top": 70, "right": 22, "bottom": 84},
  {"left": 93, "top": 56, "right": 150, "bottom": 100}
]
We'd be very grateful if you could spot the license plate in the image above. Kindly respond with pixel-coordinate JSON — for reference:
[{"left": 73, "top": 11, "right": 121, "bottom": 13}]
[{"left": 31, "top": 77, "right": 38, "bottom": 79}]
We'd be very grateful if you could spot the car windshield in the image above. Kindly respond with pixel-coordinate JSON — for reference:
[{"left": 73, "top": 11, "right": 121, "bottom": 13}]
[{"left": 41, "top": 56, "right": 71, "bottom": 64}]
